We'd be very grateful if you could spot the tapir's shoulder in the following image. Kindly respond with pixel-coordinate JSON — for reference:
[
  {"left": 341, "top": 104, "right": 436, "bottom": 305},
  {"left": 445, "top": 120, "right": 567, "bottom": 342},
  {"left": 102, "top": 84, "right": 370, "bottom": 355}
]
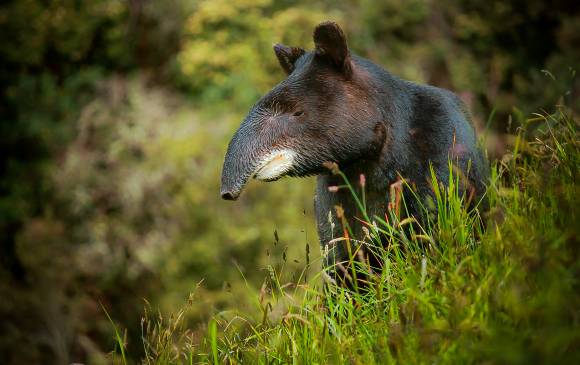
[
  {"left": 402, "top": 82, "right": 472, "bottom": 126},
  {"left": 355, "top": 55, "right": 475, "bottom": 137},
  {"left": 405, "top": 82, "right": 461, "bottom": 108},
  {"left": 354, "top": 54, "right": 466, "bottom": 112}
]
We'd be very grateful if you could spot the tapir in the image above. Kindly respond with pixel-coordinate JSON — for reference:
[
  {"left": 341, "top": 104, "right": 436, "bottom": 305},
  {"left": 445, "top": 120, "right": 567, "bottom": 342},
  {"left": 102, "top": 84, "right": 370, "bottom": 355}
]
[{"left": 220, "top": 21, "right": 488, "bottom": 281}]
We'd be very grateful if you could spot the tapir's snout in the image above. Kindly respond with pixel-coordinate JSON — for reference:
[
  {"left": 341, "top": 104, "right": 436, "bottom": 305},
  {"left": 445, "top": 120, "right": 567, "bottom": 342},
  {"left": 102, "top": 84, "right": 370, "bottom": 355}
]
[
  {"left": 220, "top": 190, "right": 239, "bottom": 201},
  {"left": 220, "top": 110, "right": 301, "bottom": 201},
  {"left": 220, "top": 112, "right": 272, "bottom": 201},
  {"left": 220, "top": 126, "right": 253, "bottom": 201}
]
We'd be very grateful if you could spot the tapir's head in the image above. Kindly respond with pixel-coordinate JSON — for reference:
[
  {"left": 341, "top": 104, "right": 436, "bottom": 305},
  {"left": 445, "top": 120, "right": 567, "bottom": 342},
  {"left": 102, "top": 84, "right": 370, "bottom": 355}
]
[{"left": 220, "top": 21, "right": 386, "bottom": 200}]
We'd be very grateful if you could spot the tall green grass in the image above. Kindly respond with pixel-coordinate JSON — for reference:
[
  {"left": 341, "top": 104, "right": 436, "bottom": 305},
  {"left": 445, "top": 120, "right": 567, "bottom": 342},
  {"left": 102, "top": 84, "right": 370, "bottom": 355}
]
[{"left": 108, "top": 105, "right": 578, "bottom": 364}]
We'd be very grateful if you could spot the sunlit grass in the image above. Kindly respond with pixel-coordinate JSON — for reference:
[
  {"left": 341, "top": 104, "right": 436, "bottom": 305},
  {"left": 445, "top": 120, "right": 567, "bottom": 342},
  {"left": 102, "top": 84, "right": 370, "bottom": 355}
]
[{"left": 107, "top": 105, "right": 578, "bottom": 364}]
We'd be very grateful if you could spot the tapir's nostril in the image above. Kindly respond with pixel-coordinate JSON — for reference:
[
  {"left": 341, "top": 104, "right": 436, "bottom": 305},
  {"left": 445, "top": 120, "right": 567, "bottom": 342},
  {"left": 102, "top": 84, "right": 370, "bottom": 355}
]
[{"left": 221, "top": 191, "right": 239, "bottom": 200}]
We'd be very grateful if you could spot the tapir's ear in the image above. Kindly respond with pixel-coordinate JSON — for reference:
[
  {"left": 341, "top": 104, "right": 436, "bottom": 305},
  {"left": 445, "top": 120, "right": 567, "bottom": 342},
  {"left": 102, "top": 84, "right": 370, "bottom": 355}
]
[
  {"left": 313, "top": 21, "right": 352, "bottom": 77},
  {"left": 273, "top": 44, "right": 305, "bottom": 74}
]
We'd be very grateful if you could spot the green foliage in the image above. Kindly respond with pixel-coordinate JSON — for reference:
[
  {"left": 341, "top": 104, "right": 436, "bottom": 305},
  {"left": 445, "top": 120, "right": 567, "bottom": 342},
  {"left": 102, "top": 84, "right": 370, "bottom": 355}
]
[
  {"left": 178, "top": 0, "right": 339, "bottom": 108},
  {"left": 0, "top": 2, "right": 190, "bottom": 361},
  {"left": 11, "top": 76, "right": 315, "bottom": 363},
  {"left": 0, "top": 0, "right": 127, "bottom": 68}
]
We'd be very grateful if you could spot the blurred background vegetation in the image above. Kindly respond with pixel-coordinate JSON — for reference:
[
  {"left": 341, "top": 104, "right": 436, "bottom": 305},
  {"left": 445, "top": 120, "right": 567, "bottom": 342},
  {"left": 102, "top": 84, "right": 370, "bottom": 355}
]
[{"left": 0, "top": 0, "right": 578, "bottom": 363}]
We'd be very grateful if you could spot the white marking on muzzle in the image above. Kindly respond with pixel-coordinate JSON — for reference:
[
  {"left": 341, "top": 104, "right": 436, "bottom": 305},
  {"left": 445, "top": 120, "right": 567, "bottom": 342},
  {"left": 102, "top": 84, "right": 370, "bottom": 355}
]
[{"left": 253, "top": 149, "right": 296, "bottom": 181}]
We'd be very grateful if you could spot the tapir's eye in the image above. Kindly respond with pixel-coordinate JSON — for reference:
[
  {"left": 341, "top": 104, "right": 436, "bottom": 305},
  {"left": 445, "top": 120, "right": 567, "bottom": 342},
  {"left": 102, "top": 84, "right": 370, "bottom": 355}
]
[{"left": 293, "top": 110, "right": 304, "bottom": 117}]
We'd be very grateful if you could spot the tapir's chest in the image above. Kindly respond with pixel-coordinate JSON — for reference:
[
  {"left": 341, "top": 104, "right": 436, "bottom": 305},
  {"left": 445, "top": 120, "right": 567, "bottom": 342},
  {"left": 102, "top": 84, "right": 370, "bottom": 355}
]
[{"left": 314, "top": 173, "right": 390, "bottom": 264}]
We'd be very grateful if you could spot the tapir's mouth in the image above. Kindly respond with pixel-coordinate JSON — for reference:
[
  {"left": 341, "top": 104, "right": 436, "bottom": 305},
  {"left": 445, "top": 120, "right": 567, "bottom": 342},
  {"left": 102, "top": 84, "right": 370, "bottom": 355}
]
[
  {"left": 220, "top": 148, "right": 297, "bottom": 201},
  {"left": 253, "top": 149, "right": 297, "bottom": 181}
]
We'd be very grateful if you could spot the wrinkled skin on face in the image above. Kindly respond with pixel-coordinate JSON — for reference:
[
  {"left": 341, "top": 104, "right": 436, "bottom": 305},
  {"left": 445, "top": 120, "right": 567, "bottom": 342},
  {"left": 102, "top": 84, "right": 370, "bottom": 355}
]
[{"left": 220, "top": 22, "right": 386, "bottom": 200}]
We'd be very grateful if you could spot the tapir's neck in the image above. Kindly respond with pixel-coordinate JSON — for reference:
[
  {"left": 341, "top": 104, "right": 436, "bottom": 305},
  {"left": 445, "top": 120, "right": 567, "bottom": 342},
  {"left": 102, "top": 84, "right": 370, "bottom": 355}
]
[
  {"left": 352, "top": 57, "right": 415, "bottom": 181},
  {"left": 316, "top": 58, "right": 417, "bottom": 229}
]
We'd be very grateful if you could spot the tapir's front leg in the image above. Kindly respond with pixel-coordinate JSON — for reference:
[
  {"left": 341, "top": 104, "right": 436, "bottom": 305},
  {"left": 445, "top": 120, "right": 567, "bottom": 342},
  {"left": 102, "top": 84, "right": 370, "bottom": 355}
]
[{"left": 314, "top": 175, "right": 348, "bottom": 280}]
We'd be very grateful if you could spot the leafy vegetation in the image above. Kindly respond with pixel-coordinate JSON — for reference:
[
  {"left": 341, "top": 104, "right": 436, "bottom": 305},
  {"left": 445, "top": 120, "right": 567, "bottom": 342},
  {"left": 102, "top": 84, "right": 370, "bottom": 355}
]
[{"left": 0, "top": 1, "right": 578, "bottom": 364}]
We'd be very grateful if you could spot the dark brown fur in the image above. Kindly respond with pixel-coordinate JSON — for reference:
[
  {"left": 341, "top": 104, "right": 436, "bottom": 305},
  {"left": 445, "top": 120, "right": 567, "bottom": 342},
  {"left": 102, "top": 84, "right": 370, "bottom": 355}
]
[{"left": 220, "top": 22, "right": 489, "bottom": 283}]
